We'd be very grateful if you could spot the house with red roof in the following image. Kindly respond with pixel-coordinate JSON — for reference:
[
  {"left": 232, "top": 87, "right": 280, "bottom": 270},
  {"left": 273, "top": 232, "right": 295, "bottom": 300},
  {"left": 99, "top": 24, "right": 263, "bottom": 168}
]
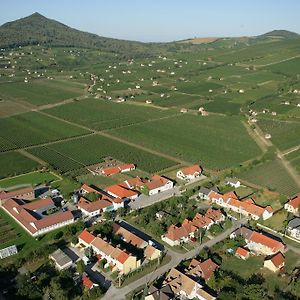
[
  {"left": 2, "top": 198, "right": 74, "bottom": 236},
  {"left": 187, "top": 258, "right": 219, "bottom": 281},
  {"left": 106, "top": 184, "right": 138, "bottom": 201},
  {"left": 235, "top": 247, "right": 250, "bottom": 260},
  {"left": 101, "top": 164, "right": 135, "bottom": 176},
  {"left": 264, "top": 252, "right": 285, "bottom": 272},
  {"left": 284, "top": 194, "right": 300, "bottom": 215},
  {"left": 82, "top": 274, "right": 98, "bottom": 290},
  {"left": 142, "top": 175, "right": 174, "bottom": 196},
  {"left": 78, "top": 230, "right": 140, "bottom": 274},
  {"left": 176, "top": 165, "right": 202, "bottom": 181},
  {"left": 209, "top": 191, "right": 273, "bottom": 220}
]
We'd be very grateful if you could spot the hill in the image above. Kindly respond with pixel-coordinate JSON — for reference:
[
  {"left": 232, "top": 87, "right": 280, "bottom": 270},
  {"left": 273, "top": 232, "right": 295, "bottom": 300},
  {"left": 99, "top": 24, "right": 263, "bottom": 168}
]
[
  {"left": 0, "top": 13, "right": 167, "bottom": 57},
  {"left": 257, "top": 29, "right": 299, "bottom": 40}
]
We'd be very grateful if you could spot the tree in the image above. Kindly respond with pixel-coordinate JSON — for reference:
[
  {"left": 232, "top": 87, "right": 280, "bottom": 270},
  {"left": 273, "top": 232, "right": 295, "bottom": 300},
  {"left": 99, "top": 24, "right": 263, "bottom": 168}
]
[
  {"left": 103, "top": 210, "right": 114, "bottom": 220},
  {"left": 98, "top": 258, "right": 107, "bottom": 269},
  {"left": 76, "top": 260, "right": 85, "bottom": 274}
]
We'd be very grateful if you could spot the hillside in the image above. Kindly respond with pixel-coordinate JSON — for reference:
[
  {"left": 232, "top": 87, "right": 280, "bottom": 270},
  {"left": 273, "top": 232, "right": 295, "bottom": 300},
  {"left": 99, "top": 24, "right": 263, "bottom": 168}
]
[
  {"left": 0, "top": 13, "right": 168, "bottom": 57},
  {"left": 257, "top": 29, "right": 299, "bottom": 39}
]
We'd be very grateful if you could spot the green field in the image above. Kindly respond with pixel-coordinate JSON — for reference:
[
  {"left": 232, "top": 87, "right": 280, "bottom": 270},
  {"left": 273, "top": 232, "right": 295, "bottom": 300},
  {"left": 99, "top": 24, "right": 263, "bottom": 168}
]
[
  {"left": 257, "top": 118, "right": 300, "bottom": 151},
  {"left": 0, "top": 152, "right": 40, "bottom": 179},
  {"left": 109, "top": 114, "right": 262, "bottom": 169},
  {"left": 45, "top": 98, "right": 176, "bottom": 130},
  {"left": 0, "top": 171, "right": 60, "bottom": 189},
  {"left": 0, "top": 112, "right": 89, "bottom": 151},
  {"left": 238, "top": 159, "right": 300, "bottom": 196},
  {"left": 28, "top": 134, "right": 178, "bottom": 173},
  {"left": 0, "top": 79, "right": 86, "bottom": 106}
]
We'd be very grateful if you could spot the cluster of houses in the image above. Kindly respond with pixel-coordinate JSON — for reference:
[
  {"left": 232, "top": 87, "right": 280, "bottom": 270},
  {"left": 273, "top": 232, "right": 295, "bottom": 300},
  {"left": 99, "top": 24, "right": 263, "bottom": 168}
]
[
  {"left": 207, "top": 190, "right": 274, "bottom": 221},
  {"left": 0, "top": 186, "right": 74, "bottom": 237},
  {"left": 231, "top": 227, "right": 286, "bottom": 273},
  {"left": 146, "top": 258, "right": 218, "bottom": 300},
  {"left": 78, "top": 222, "right": 162, "bottom": 275},
  {"left": 162, "top": 208, "right": 225, "bottom": 246}
]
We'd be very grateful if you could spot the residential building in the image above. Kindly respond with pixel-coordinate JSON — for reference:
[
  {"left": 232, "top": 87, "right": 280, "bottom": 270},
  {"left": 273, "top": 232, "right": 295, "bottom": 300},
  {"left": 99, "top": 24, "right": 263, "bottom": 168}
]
[
  {"left": 145, "top": 284, "right": 174, "bottom": 300},
  {"left": 284, "top": 195, "right": 300, "bottom": 215},
  {"left": 163, "top": 268, "right": 216, "bottom": 300},
  {"left": 101, "top": 164, "right": 135, "bottom": 176},
  {"left": 82, "top": 274, "right": 98, "bottom": 290},
  {"left": 106, "top": 184, "right": 138, "bottom": 201},
  {"left": 224, "top": 177, "right": 241, "bottom": 188},
  {"left": 286, "top": 218, "right": 300, "bottom": 240},
  {"left": 235, "top": 247, "right": 250, "bottom": 260},
  {"left": 78, "top": 230, "right": 140, "bottom": 274},
  {"left": 186, "top": 258, "right": 219, "bottom": 281},
  {"left": 49, "top": 249, "right": 73, "bottom": 271},
  {"left": 2, "top": 198, "right": 74, "bottom": 237},
  {"left": 209, "top": 191, "right": 273, "bottom": 220},
  {"left": 142, "top": 175, "right": 174, "bottom": 196},
  {"left": 177, "top": 165, "right": 202, "bottom": 181},
  {"left": 264, "top": 252, "right": 285, "bottom": 272},
  {"left": 198, "top": 187, "right": 219, "bottom": 200},
  {"left": 112, "top": 222, "right": 161, "bottom": 261},
  {"left": 231, "top": 227, "right": 285, "bottom": 255}
]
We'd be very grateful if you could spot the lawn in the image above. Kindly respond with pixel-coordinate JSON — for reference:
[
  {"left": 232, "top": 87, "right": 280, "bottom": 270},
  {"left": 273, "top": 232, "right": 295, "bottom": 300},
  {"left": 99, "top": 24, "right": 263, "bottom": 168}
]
[
  {"left": 0, "top": 79, "right": 85, "bottom": 106},
  {"left": 0, "top": 152, "right": 41, "bottom": 179},
  {"left": 109, "top": 114, "right": 262, "bottom": 170},
  {"left": 28, "top": 135, "right": 178, "bottom": 174},
  {"left": 0, "top": 112, "right": 89, "bottom": 151},
  {"left": 0, "top": 171, "right": 60, "bottom": 189},
  {"left": 238, "top": 159, "right": 300, "bottom": 196},
  {"left": 261, "top": 210, "right": 288, "bottom": 232}
]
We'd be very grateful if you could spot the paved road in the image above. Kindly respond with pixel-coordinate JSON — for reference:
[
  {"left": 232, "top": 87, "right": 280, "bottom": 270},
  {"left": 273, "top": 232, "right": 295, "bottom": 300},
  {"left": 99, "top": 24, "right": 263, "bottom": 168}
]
[
  {"left": 102, "top": 218, "right": 247, "bottom": 300},
  {"left": 129, "top": 187, "right": 181, "bottom": 210}
]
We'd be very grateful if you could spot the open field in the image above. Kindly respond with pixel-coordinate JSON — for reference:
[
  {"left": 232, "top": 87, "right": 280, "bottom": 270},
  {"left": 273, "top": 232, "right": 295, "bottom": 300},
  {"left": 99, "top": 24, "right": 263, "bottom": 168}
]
[
  {"left": 28, "top": 134, "right": 178, "bottom": 173},
  {"left": 0, "top": 171, "right": 60, "bottom": 189},
  {"left": 0, "top": 79, "right": 86, "bottom": 106},
  {"left": 257, "top": 118, "right": 300, "bottom": 151},
  {"left": 238, "top": 159, "right": 300, "bottom": 196},
  {"left": 0, "top": 112, "right": 89, "bottom": 151},
  {"left": 109, "top": 114, "right": 262, "bottom": 170},
  {"left": 0, "top": 152, "right": 40, "bottom": 179}
]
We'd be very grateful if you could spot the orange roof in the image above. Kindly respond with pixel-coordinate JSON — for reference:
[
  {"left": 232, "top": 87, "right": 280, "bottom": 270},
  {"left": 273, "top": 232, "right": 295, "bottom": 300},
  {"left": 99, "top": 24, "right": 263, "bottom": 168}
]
[
  {"left": 80, "top": 184, "right": 101, "bottom": 194},
  {"left": 249, "top": 232, "right": 285, "bottom": 252},
  {"left": 0, "top": 186, "right": 34, "bottom": 200},
  {"left": 235, "top": 247, "right": 249, "bottom": 258},
  {"left": 102, "top": 167, "right": 120, "bottom": 176},
  {"left": 165, "top": 222, "right": 197, "bottom": 241},
  {"left": 180, "top": 165, "right": 202, "bottom": 176},
  {"left": 205, "top": 208, "right": 223, "bottom": 222},
  {"left": 288, "top": 195, "right": 300, "bottom": 209},
  {"left": 106, "top": 185, "right": 138, "bottom": 199},
  {"left": 192, "top": 213, "right": 213, "bottom": 229},
  {"left": 119, "top": 164, "right": 135, "bottom": 171},
  {"left": 77, "top": 197, "right": 113, "bottom": 212},
  {"left": 270, "top": 252, "right": 285, "bottom": 268},
  {"left": 116, "top": 251, "right": 130, "bottom": 264},
  {"left": 121, "top": 177, "right": 144, "bottom": 189},
  {"left": 144, "top": 175, "right": 170, "bottom": 190},
  {"left": 82, "top": 275, "right": 94, "bottom": 289},
  {"left": 79, "top": 230, "right": 95, "bottom": 245}
]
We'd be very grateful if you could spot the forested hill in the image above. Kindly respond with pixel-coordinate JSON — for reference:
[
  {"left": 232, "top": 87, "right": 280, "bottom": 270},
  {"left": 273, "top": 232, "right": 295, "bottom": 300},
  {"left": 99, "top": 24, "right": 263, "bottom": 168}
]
[{"left": 0, "top": 13, "right": 169, "bottom": 58}]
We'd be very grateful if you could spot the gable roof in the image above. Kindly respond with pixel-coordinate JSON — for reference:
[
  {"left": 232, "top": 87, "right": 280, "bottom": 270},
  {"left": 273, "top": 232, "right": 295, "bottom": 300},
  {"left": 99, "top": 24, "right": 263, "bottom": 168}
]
[
  {"left": 77, "top": 197, "right": 114, "bottom": 212},
  {"left": 187, "top": 258, "right": 219, "bottom": 281},
  {"left": 249, "top": 231, "right": 285, "bottom": 252},
  {"left": 106, "top": 185, "right": 138, "bottom": 199},
  {"left": 79, "top": 230, "right": 96, "bottom": 245},
  {"left": 235, "top": 247, "right": 249, "bottom": 258},
  {"left": 288, "top": 217, "right": 300, "bottom": 229},
  {"left": 180, "top": 165, "right": 202, "bottom": 176},
  {"left": 0, "top": 186, "right": 34, "bottom": 200},
  {"left": 144, "top": 175, "right": 171, "bottom": 190},
  {"left": 287, "top": 195, "right": 300, "bottom": 209},
  {"left": 269, "top": 252, "right": 285, "bottom": 268}
]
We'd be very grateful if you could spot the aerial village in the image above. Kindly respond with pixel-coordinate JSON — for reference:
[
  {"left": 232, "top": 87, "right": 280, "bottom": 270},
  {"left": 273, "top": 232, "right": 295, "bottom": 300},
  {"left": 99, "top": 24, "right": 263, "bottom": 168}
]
[{"left": 1, "top": 158, "right": 300, "bottom": 300}]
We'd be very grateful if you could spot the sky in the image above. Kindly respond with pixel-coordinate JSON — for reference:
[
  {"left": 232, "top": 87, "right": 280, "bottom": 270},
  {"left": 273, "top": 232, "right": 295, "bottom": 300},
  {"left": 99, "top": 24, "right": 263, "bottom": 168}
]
[{"left": 1, "top": 0, "right": 300, "bottom": 42}]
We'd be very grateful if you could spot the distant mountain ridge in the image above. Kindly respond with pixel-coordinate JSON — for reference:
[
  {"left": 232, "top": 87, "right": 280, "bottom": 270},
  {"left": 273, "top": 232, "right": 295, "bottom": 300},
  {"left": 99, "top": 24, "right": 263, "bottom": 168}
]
[{"left": 0, "top": 13, "right": 298, "bottom": 51}]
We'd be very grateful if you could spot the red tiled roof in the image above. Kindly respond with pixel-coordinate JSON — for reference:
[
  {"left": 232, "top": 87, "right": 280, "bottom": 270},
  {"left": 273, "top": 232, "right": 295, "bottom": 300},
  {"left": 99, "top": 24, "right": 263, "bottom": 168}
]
[
  {"left": 78, "top": 230, "right": 95, "bottom": 245},
  {"left": 80, "top": 184, "right": 101, "bottom": 194},
  {"left": 77, "top": 197, "right": 113, "bottom": 213},
  {"left": 188, "top": 258, "right": 219, "bottom": 281},
  {"left": 249, "top": 232, "right": 285, "bottom": 252},
  {"left": 82, "top": 275, "right": 94, "bottom": 289},
  {"left": 288, "top": 195, "right": 300, "bottom": 209},
  {"left": 235, "top": 247, "right": 249, "bottom": 258},
  {"left": 0, "top": 187, "right": 34, "bottom": 200},
  {"left": 180, "top": 165, "right": 202, "bottom": 176},
  {"left": 22, "top": 197, "right": 54, "bottom": 211},
  {"left": 106, "top": 185, "right": 138, "bottom": 199},
  {"left": 144, "top": 175, "right": 170, "bottom": 191},
  {"left": 270, "top": 252, "right": 285, "bottom": 268},
  {"left": 116, "top": 251, "right": 130, "bottom": 264},
  {"left": 101, "top": 164, "right": 135, "bottom": 176}
]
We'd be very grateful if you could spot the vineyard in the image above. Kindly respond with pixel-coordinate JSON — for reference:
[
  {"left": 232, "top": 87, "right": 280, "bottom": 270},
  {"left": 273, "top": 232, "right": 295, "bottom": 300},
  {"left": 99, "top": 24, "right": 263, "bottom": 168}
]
[
  {"left": 238, "top": 159, "right": 300, "bottom": 196},
  {"left": 0, "top": 112, "right": 89, "bottom": 152},
  {"left": 28, "top": 134, "right": 178, "bottom": 173}
]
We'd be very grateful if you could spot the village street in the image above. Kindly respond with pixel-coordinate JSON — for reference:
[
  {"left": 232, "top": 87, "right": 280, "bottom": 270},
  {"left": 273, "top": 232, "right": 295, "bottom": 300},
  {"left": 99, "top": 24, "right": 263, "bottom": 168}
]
[{"left": 102, "top": 218, "right": 248, "bottom": 300}]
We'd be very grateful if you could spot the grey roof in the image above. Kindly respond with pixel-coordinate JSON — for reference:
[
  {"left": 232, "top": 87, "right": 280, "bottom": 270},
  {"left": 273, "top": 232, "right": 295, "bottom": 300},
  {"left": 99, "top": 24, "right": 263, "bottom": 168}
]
[
  {"left": 199, "top": 187, "right": 211, "bottom": 196},
  {"left": 225, "top": 177, "right": 239, "bottom": 184},
  {"left": 233, "top": 227, "right": 253, "bottom": 240},
  {"left": 50, "top": 249, "right": 72, "bottom": 268},
  {"left": 288, "top": 218, "right": 300, "bottom": 229}
]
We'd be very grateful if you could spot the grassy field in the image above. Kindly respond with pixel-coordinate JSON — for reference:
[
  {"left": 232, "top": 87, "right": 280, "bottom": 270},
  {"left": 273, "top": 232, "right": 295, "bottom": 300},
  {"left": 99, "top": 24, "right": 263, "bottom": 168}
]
[
  {"left": 257, "top": 118, "right": 300, "bottom": 151},
  {"left": 109, "top": 114, "right": 262, "bottom": 170},
  {"left": 0, "top": 79, "right": 86, "bottom": 106},
  {"left": 0, "top": 171, "right": 60, "bottom": 189},
  {"left": 0, "top": 152, "right": 40, "bottom": 179},
  {"left": 285, "top": 149, "right": 300, "bottom": 174},
  {"left": 0, "top": 112, "right": 89, "bottom": 151},
  {"left": 239, "top": 159, "right": 300, "bottom": 196},
  {"left": 28, "top": 134, "right": 178, "bottom": 173}
]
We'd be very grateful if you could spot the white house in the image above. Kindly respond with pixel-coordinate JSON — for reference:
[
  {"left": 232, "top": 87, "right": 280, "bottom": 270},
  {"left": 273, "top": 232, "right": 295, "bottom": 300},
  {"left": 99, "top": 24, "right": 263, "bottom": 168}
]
[
  {"left": 284, "top": 195, "right": 300, "bottom": 215},
  {"left": 286, "top": 218, "right": 300, "bottom": 240},
  {"left": 177, "top": 165, "right": 202, "bottom": 181},
  {"left": 224, "top": 177, "right": 241, "bottom": 188},
  {"left": 143, "top": 175, "right": 174, "bottom": 196}
]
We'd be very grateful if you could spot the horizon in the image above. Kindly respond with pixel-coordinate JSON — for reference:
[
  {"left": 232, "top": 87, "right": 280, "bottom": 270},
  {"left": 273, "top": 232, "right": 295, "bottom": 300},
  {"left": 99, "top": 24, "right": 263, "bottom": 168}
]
[{"left": 1, "top": 0, "right": 300, "bottom": 42}]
